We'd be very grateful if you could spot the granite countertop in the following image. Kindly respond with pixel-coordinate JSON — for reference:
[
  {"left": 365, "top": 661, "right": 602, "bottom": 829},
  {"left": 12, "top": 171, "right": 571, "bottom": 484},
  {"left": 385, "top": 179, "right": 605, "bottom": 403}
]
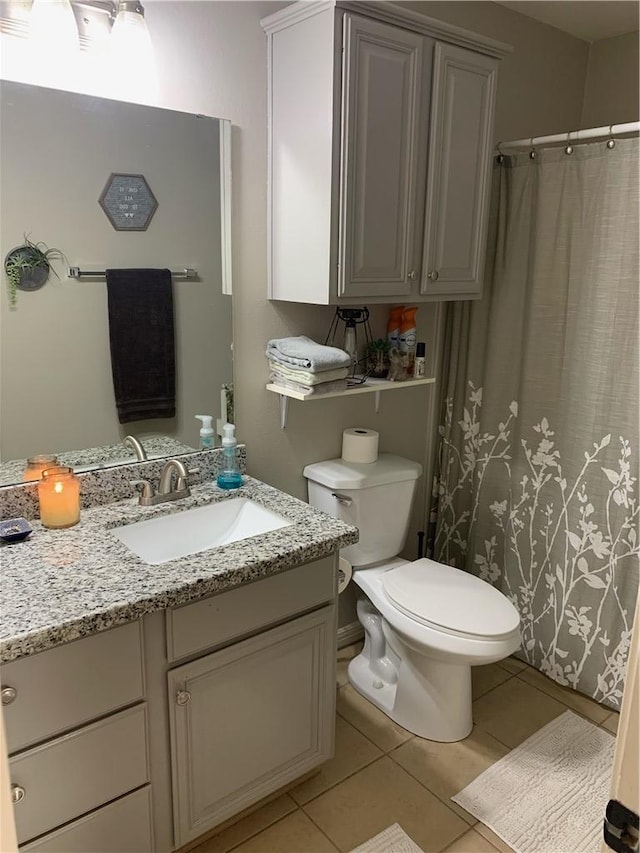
[
  {"left": 0, "top": 435, "right": 196, "bottom": 486},
  {"left": 0, "top": 477, "right": 358, "bottom": 663}
]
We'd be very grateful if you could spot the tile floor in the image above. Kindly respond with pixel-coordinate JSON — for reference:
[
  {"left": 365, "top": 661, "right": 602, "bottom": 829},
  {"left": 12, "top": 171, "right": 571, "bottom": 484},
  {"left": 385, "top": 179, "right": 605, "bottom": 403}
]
[{"left": 190, "top": 644, "right": 619, "bottom": 853}]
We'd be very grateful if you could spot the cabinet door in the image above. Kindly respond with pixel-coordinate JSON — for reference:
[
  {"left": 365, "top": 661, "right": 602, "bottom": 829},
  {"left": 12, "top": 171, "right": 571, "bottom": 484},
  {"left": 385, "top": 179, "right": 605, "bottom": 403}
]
[
  {"left": 421, "top": 43, "right": 498, "bottom": 300},
  {"left": 338, "top": 14, "right": 431, "bottom": 299},
  {"left": 168, "top": 605, "right": 336, "bottom": 846}
]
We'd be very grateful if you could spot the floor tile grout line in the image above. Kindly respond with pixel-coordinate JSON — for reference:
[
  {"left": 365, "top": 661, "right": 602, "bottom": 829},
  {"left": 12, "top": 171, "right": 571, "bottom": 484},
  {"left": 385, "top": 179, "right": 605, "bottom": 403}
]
[
  {"left": 291, "top": 750, "right": 386, "bottom": 808},
  {"left": 384, "top": 744, "right": 481, "bottom": 830},
  {"left": 335, "top": 704, "right": 412, "bottom": 754},
  {"left": 210, "top": 800, "right": 301, "bottom": 853},
  {"left": 512, "top": 670, "right": 613, "bottom": 724},
  {"left": 299, "top": 798, "right": 351, "bottom": 853}
]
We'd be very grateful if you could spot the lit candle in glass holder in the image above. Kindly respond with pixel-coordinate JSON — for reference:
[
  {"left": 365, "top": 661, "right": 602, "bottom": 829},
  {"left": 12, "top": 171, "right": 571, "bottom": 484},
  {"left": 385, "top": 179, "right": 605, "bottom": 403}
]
[
  {"left": 37, "top": 466, "right": 80, "bottom": 529},
  {"left": 23, "top": 455, "right": 58, "bottom": 482}
]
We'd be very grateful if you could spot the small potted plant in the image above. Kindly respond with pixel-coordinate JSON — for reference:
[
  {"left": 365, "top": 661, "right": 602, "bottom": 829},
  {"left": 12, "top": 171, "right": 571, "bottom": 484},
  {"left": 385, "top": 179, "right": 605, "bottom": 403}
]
[
  {"left": 4, "top": 237, "right": 64, "bottom": 306},
  {"left": 367, "top": 338, "right": 390, "bottom": 378}
]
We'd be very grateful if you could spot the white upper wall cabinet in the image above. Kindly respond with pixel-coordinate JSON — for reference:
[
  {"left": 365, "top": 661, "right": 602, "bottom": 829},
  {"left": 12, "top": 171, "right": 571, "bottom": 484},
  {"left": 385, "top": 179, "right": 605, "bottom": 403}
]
[{"left": 262, "top": 0, "right": 511, "bottom": 305}]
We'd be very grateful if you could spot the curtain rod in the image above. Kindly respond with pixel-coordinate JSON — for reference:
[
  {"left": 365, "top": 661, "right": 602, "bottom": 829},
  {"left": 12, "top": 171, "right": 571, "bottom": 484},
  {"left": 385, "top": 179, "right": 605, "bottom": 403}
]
[{"left": 497, "top": 121, "right": 640, "bottom": 152}]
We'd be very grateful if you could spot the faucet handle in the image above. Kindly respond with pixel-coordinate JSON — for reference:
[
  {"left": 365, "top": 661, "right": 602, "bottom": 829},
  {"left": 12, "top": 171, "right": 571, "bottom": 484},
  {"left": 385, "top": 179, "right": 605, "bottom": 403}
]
[{"left": 131, "top": 479, "right": 154, "bottom": 500}]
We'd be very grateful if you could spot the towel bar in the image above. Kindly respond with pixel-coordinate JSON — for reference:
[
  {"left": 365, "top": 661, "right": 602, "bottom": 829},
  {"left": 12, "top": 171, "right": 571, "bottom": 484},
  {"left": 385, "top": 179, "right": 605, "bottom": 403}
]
[{"left": 68, "top": 267, "right": 198, "bottom": 280}]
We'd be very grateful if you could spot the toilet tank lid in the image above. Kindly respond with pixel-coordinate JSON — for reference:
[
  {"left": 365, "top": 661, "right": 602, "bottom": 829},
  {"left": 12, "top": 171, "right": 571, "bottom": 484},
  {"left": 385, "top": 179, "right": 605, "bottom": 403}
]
[{"left": 303, "top": 454, "right": 422, "bottom": 490}]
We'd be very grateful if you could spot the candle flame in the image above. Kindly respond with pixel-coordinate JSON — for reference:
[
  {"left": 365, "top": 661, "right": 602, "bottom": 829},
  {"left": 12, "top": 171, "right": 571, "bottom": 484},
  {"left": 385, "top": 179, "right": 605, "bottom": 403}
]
[{"left": 54, "top": 483, "right": 64, "bottom": 494}]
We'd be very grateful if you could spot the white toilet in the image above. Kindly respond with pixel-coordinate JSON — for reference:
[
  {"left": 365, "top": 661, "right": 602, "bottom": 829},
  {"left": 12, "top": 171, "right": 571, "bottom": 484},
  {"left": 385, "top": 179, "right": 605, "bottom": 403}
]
[{"left": 304, "top": 453, "right": 521, "bottom": 742}]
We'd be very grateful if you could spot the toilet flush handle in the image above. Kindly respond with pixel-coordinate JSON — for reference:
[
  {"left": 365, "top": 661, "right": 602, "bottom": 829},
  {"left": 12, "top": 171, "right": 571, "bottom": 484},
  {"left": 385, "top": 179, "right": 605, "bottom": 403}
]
[{"left": 331, "top": 492, "right": 353, "bottom": 507}]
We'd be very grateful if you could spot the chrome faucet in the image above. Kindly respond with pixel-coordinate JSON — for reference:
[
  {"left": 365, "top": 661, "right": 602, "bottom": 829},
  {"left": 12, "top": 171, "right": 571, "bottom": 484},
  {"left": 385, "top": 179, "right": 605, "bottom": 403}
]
[
  {"left": 133, "top": 458, "right": 191, "bottom": 506},
  {"left": 123, "top": 434, "right": 148, "bottom": 462}
]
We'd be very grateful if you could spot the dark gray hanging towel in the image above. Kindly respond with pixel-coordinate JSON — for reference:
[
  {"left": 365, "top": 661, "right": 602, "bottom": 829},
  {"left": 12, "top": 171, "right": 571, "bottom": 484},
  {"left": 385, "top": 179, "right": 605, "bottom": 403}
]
[{"left": 106, "top": 268, "right": 176, "bottom": 423}]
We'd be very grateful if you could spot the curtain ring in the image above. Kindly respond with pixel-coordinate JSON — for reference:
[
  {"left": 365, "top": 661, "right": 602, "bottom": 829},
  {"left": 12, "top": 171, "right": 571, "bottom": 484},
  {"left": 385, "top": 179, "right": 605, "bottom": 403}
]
[
  {"left": 529, "top": 138, "right": 536, "bottom": 160},
  {"left": 607, "top": 124, "right": 616, "bottom": 149},
  {"left": 495, "top": 141, "right": 505, "bottom": 164},
  {"left": 564, "top": 131, "right": 574, "bottom": 155}
]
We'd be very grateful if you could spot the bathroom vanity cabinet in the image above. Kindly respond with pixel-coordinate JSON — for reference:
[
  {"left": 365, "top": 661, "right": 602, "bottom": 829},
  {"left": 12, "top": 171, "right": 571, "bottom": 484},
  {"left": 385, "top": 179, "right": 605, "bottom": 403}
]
[
  {"left": 263, "top": 1, "right": 510, "bottom": 305},
  {"left": 2, "top": 555, "right": 338, "bottom": 852}
]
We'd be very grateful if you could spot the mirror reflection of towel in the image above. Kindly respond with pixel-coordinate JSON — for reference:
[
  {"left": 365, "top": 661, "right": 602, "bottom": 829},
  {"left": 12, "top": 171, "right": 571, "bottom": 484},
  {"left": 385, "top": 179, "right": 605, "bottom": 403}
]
[{"left": 106, "top": 268, "right": 176, "bottom": 423}]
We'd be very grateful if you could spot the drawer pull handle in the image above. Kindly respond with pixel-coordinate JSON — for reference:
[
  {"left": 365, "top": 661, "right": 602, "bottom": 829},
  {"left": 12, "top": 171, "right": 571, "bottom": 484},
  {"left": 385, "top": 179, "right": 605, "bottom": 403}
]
[
  {"left": 11, "top": 784, "right": 25, "bottom": 805},
  {"left": 176, "top": 690, "right": 191, "bottom": 706},
  {"left": 428, "top": 270, "right": 439, "bottom": 281},
  {"left": 1, "top": 686, "right": 17, "bottom": 705}
]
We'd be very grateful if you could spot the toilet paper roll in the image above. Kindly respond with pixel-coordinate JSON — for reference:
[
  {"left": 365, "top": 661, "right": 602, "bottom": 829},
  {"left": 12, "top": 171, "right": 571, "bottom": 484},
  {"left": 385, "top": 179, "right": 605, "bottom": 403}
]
[
  {"left": 342, "top": 428, "right": 379, "bottom": 464},
  {"left": 338, "top": 557, "right": 353, "bottom": 594}
]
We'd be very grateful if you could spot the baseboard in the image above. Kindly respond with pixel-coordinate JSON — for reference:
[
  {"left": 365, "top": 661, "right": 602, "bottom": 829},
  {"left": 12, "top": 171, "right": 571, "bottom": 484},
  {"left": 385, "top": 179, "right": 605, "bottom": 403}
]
[{"left": 337, "top": 621, "right": 363, "bottom": 649}]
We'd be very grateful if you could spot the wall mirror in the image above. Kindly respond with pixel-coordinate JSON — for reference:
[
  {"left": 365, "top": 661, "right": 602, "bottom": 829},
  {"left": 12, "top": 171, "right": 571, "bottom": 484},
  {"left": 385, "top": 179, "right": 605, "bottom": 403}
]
[{"left": 0, "top": 80, "right": 233, "bottom": 486}]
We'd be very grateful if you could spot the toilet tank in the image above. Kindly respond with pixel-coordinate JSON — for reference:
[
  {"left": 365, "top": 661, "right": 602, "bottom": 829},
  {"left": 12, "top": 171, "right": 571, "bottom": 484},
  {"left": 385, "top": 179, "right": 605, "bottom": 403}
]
[{"left": 304, "top": 454, "right": 422, "bottom": 568}]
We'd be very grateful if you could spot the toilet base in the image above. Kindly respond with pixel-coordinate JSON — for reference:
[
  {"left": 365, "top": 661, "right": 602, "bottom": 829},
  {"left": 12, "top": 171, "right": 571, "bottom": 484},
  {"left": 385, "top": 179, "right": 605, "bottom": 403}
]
[{"left": 349, "top": 597, "right": 473, "bottom": 742}]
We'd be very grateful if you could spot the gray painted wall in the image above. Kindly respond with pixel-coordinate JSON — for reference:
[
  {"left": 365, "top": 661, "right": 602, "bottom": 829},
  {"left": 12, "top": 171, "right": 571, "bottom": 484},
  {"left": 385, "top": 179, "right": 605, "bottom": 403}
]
[{"left": 582, "top": 30, "right": 639, "bottom": 127}]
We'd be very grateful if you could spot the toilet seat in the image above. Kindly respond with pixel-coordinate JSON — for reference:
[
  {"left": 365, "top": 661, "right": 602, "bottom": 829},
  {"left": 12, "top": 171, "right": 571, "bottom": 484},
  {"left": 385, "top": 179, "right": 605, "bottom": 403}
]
[{"left": 381, "top": 558, "right": 520, "bottom": 640}]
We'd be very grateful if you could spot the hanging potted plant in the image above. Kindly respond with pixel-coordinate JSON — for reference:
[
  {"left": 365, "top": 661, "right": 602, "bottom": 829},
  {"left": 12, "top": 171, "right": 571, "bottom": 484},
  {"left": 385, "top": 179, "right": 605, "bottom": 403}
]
[{"left": 4, "top": 237, "right": 65, "bottom": 306}]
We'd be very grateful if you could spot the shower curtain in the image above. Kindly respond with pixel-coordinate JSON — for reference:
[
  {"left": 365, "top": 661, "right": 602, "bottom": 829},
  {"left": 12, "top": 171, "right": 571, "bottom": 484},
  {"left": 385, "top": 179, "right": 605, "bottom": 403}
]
[{"left": 430, "top": 137, "right": 639, "bottom": 710}]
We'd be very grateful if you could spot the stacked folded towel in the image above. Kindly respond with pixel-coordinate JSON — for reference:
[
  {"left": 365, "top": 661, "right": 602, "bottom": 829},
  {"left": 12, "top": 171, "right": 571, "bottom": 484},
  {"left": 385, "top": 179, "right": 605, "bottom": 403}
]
[{"left": 267, "top": 336, "right": 350, "bottom": 396}]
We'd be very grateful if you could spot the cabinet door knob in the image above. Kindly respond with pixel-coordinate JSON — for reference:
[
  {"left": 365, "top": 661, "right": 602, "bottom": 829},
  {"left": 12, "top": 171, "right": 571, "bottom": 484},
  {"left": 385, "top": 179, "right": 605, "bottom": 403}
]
[
  {"left": 176, "top": 690, "right": 191, "bottom": 706},
  {"left": 11, "top": 784, "right": 25, "bottom": 805},
  {"left": 407, "top": 269, "right": 418, "bottom": 281},
  {"left": 1, "top": 686, "right": 17, "bottom": 705},
  {"left": 428, "top": 270, "right": 439, "bottom": 281}
]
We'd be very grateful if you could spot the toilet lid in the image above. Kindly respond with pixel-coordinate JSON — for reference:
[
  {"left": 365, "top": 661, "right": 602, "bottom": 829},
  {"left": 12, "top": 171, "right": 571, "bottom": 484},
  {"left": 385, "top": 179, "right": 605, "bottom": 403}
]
[{"left": 381, "top": 558, "right": 520, "bottom": 638}]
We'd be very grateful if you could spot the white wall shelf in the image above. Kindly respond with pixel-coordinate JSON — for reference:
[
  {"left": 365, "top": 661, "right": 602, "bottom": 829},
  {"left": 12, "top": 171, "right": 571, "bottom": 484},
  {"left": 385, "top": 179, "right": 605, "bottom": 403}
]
[{"left": 266, "top": 377, "right": 435, "bottom": 428}]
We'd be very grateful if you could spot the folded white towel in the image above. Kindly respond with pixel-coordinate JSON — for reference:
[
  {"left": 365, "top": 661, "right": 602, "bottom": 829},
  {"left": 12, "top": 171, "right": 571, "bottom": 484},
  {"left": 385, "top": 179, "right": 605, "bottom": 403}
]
[
  {"left": 266, "top": 336, "right": 351, "bottom": 372},
  {"left": 268, "top": 360, "right": 349, "bottom": 386},
  {"left": 269, "top": 375, "right": 347, "bottom": 396}
]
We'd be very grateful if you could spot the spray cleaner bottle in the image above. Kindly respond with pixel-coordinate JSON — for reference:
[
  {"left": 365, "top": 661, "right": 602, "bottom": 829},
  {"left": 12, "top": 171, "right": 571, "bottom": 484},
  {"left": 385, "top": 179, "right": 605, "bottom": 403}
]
[
  {"left": 387, "top": 306, "right": 404, "bottom": 350},
  {"left": 195, "top": 415, "right": 215, "bottom": 449},
  {"left": 217, "top": 424, "right": 243, "bottom": 490}
]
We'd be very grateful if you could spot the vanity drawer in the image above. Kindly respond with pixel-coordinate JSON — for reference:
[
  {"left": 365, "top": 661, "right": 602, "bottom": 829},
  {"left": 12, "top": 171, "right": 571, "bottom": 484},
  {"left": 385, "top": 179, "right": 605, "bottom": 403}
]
[
  {"left": 167, "top": 555, "right": 337, "bottom": 661},
  {"left": 2, "top": 621, "right": 144, "bottom": 753},
  {"left": 20, "top": 786, "right": 153, "bottom": 853},
  {"left": 10, "top": 704, "right": 149, "bottom": 845}
]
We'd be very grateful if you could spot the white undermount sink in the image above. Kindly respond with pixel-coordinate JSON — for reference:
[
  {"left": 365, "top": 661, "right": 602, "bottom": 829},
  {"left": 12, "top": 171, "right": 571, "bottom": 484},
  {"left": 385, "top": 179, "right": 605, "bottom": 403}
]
[{"left": 112, "top": 497, "right": 292, "bottom": 565}]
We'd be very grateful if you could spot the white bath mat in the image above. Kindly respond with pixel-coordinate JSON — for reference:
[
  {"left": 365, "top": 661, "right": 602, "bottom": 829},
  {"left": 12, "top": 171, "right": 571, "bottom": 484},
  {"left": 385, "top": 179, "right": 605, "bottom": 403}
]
[
  {"left": 349, "top": 823, "right": 424, "bottom": 853},
  {"left": 452, "top": 710, "right": 615, "bottom": 853}
]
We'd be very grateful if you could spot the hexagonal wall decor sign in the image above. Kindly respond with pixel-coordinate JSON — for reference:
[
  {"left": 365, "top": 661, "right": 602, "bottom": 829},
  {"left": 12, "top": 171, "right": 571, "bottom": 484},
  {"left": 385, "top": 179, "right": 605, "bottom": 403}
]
[{"left": 99, "top": 173, "right": 158, "bottom": 231}]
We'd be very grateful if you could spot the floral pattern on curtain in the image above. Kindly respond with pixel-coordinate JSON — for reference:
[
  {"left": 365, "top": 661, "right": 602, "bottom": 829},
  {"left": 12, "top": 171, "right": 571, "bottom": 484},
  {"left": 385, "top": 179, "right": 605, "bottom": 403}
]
[{"left": 431, "top": 138, "right": 639, "bottom": 710}]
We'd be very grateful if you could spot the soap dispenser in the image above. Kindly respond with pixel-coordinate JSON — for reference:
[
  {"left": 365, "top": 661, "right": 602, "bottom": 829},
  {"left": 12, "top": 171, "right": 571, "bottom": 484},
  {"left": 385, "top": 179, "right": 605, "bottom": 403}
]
[
  {"left": 195, "top": 415, "right": 215, "bottom": 449},
  {"left": 217, "top": 423, "right": 243, "bottom": 490}
]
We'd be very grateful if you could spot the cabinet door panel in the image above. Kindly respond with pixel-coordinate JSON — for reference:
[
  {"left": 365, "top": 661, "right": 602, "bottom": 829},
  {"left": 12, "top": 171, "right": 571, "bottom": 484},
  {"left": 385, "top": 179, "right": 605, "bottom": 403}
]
[
  {"left": 168, "top": 605, "right": 336, "bottom": 846},
  {"left": 339, "top": 15, "right": 430, "bottom": 298},
  {"left": 421, "top": 43, "right": 497, "bottom": 299}
]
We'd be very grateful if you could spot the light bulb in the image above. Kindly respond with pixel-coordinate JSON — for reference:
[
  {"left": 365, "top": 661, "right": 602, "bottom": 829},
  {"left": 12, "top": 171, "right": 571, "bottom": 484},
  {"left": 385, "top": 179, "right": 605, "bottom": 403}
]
[
  {"left": 110, "top": 2, "right": 157, "bottom": 103},
  {"left": 28, "top": 0, "right": 80, "bottom": 88},
  {"left": 29, "top": 0, "right": 79, "bottom": 54}
]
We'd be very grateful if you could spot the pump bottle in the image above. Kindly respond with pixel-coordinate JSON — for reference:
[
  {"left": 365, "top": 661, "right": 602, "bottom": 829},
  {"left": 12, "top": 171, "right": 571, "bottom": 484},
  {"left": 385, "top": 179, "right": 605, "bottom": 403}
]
[
  {"left": 217, "top": 424, "right": 243, "bottom": 490},
  {"left": 195, "top": 415, "right": 215, "bottom": 449}
]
